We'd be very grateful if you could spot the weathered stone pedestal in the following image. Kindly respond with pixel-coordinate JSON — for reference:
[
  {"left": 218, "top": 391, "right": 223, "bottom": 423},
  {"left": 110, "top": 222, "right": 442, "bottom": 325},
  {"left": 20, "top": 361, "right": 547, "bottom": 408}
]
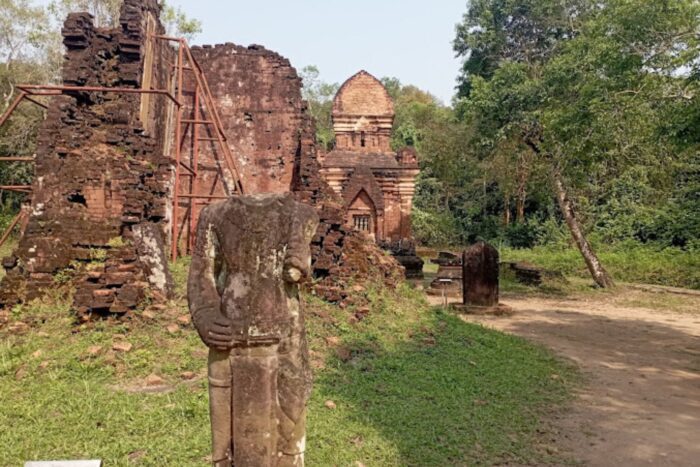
[
  {"left": 426, "top": 265, "right": 463, "bottom": 297},
  {"left": 188, "top": 194, "right": 319, "bottom": 467},
  {"left": 426, "top": 251, "right": 462, "bottom": 296},
  {"left": 452, "top": 242, "right": 511, "bottom": 315}
]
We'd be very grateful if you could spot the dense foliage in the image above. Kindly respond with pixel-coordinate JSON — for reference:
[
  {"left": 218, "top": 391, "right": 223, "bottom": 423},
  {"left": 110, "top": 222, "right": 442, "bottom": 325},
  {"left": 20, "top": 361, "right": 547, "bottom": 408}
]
[
  {"left": 301, "top": 0, "right": 700, "bottom": 287},
  {"left": 446, "top": 0, "right": 700, "bottom": 252}
]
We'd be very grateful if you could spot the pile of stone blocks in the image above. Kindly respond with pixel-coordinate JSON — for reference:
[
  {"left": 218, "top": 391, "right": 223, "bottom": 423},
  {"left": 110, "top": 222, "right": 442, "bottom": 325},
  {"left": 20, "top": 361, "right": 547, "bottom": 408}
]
[{"left": 427, "top": 251, "right": 463, "bottom": 297}]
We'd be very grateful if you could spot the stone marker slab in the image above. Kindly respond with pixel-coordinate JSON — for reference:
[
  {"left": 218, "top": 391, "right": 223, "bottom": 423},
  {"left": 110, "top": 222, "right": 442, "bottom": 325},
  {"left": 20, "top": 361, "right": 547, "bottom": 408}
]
[{"left": 462, "top": 242, "right": 500, "bottom": 307}]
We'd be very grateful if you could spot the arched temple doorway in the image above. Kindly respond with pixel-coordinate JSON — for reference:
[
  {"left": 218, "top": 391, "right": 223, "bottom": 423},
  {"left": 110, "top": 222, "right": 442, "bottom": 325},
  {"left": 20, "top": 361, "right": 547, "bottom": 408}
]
[{"left": 347, "top": 189, "right": 377, "bottom": 240}]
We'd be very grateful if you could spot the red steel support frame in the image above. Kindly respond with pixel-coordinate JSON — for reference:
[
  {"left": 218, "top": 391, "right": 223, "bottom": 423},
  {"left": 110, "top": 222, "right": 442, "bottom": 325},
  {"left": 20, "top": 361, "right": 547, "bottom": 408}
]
[
  {"left": 0, "top": 36, "right": 244, "bottom": 260},
  {"left": 171, "top": 43, "right": 185, "bottom": 262},
  {"left": 155, "top": 35, "right": 244, "bottom": 261},
  {"left": 189, "top": 87, "right": 201, "bottom": 252}
]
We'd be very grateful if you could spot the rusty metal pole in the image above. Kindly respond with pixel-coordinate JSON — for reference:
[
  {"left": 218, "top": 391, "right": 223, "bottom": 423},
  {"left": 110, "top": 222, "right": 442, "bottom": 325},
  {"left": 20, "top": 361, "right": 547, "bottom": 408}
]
[
  {"left": 171, "top": 42, "right": 185, "bottom": 262},
  {"left": 153, "top": 35, "right": 245, "bottom": 196},
  {"left": 0, "top": 92, "right": 27, "bottom": 128},
  {"left": 0, "top": 212, "right": 24, "bottom": 249},
  {"left": 17, "top": 85, "right": 179, "bottom": 106},
  {"left": 189, "top": 85, "right": 201, "bottom": 253}
]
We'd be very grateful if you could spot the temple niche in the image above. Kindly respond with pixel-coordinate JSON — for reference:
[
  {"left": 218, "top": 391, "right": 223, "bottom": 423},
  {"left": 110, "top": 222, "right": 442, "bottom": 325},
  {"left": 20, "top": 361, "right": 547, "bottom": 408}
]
[{"left": 319, "top": 71, "right": 423, "bottom": 277}]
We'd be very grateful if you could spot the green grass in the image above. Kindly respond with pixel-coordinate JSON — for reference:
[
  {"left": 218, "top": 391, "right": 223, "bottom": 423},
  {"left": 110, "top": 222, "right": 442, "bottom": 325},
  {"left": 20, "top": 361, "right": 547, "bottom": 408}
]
[
  {"left": 306, "top": 287, "right": 576, "bottom": 466},
  {"left": 0, "top": 271, "right": 576, "bottom": 466},
  {"left": 501, "top": 242, "right": 700, "bottom": 290},
  {"left": 0, "top": 291, "right": 211, "bottom": 465}
]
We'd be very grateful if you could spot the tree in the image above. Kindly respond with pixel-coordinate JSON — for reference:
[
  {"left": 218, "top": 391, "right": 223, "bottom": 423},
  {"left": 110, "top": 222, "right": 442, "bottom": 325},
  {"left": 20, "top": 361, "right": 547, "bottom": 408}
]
[
  {"left": 455, "top": 1, "right": 637, "bottom": 287},
  {"left": 160, "top": 0, "right": 202, "bottom": 41},
  {"left": 48, "top": 0, "right": 121, "bottom": 28},
  {"left": 454, "top": 0, "right": 588, "bottom": 98},
  {"left": 299, "top": 66, "right": 338, "bottom": 151},
  {"left": 48, "top": 0, "right": 202, "bottom": 39},
  {"left": 454, "top": 0, "right": 588, "bottom": 238},
  {"left": 460, "top": 0, "right": 700, "bottom": 287},
  {"left": 0, "top": 1, "right": 54, "bottom": 217},
  {"left": 1, "top": 0, "right": 53, "bottom": 110}
]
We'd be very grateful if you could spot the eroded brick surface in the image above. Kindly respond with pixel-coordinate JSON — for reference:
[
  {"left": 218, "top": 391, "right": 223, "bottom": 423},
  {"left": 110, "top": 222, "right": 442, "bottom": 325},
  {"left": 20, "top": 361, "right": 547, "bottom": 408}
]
[
  {"left": 0, "top": 5, "right": 406, "bottom": 313},
  {"left": 320, "top": 71, "right": 423, "bottom": 277},
  {"left": 0, "top": 0, "right": 175, "bottom": 317}
]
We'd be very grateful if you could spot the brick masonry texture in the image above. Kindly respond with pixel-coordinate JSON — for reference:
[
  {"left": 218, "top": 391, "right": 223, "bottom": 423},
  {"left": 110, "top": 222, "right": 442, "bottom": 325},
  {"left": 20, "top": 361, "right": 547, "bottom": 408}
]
[
  {"left": 192, "top": 44, "right": 404, "bottom": 302},
  {"left": 0, "top": 0, "right": 175, "bottom": 317},
  {"left": 0, "top": 3, "right": 405, "bottom": 312},
  {"left": 320, "top": 71, "right": 424, "bottom": 278}
]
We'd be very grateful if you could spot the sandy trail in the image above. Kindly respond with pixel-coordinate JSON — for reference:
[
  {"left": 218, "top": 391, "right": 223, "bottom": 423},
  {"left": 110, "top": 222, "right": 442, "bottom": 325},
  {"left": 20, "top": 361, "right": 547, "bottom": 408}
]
[{"left": 430, "top": 291, "right": 700, "bottom": 466}]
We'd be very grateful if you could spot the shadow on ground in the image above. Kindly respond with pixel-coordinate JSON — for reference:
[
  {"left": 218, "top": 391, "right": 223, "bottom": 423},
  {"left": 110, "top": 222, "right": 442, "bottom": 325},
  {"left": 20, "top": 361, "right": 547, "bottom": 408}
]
[{"left": 306, "top": 308, "right": 575, "bottom": 466}]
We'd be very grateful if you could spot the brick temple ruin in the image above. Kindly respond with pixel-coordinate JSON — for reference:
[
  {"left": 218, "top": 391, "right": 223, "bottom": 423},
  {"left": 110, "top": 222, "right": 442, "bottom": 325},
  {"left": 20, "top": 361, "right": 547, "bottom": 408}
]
[
  {"left": 0, "top": 0, "right": 408, "bottom": 315},
  {"left": 319, "top": 71, "right": 424, "bottom": 277}
]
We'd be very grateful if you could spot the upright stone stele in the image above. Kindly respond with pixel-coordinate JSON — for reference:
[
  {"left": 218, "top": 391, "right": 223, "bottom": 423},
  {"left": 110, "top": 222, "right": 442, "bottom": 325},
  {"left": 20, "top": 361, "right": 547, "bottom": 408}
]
[
  {"left": 188, "top": 194, "right": 319, "bottom": 467},
  {"left": 462, "top": 242, "right": 499, "bottom": 307}
]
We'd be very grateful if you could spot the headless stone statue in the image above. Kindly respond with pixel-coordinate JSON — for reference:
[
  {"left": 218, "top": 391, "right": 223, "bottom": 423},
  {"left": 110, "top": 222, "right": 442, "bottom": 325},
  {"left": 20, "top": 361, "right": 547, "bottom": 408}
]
[{"left": 187, "top": 194, "right": 319, "bottom": 467}]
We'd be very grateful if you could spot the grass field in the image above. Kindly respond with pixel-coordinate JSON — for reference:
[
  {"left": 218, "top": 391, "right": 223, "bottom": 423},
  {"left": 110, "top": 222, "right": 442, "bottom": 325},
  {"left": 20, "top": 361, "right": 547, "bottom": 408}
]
[
  {"left": 0, "top": 262, "right": 576, "bottom": 466},
  {"left": 500, "top": 243, "right": 700, "bottom": 290}
]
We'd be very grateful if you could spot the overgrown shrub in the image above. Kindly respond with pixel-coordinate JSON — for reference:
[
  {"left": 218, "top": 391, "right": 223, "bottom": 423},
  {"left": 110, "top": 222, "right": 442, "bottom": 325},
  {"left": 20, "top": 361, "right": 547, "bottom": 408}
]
[{"left": 412, "top": 207, "right": 461, "bottom": 246}]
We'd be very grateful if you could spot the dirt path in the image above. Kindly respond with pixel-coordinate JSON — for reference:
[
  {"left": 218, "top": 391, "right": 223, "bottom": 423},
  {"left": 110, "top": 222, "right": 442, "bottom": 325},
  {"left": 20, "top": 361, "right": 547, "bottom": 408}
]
[{"left": 430, "top": 290, "right": 700, "bottom": 466}]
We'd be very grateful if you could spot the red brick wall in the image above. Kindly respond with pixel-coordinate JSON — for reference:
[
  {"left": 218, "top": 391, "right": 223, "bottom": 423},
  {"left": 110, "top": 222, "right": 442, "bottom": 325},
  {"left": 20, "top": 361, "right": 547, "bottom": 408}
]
[
  {"left": 0, "top": 0, "right": 176, "bottom": 316},
  {"left": 191, "top": 44, "right": 305, "bottom": 196}
]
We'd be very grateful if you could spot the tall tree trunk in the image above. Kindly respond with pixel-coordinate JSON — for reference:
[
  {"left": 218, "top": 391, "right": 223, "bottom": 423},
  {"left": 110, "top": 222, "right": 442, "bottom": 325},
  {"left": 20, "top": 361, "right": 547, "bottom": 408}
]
[
  {"left": 553, "top": 169, "right": 615, "bottom": 288},
  {"left": 503, "top": 193, "right": 511, "bottom": 226},
  {"left": 516, "top": 185, "right": 526, "bottom": 223},
  {"left": 515, "top": 148, "right": 532, "bottom": 223}
]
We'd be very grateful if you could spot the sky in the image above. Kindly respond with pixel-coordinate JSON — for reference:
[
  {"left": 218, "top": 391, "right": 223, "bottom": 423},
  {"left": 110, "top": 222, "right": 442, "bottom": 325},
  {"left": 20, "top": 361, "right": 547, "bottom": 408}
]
[{"left": 166, "top": 0, "right": 467, "bottom": 104}]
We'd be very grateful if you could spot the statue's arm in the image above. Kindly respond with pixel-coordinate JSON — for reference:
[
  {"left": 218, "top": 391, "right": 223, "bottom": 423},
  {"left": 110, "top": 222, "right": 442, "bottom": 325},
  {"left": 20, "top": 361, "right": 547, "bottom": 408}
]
[
  {"left": 187, "top": 206, "right": 233, "bottom": 348},
  {"left": 284, "top": 205, "right": 319, "bottom": 283}
]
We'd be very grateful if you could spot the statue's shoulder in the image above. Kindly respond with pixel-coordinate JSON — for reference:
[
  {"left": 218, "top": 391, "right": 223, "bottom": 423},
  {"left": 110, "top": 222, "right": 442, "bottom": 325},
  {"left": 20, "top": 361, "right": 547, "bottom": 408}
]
[
  {"left": 203, "top": 198, "right": 245, "bottom": 218},
  {"left": 289, "top": 199, "right": 319, "bottom": 223}
]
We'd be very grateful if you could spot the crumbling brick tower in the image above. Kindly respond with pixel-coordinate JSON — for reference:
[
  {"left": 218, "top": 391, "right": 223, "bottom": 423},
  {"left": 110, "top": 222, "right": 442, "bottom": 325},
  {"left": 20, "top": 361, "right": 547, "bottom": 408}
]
[
  {"left": 319, "top": 71, "right": 424, "bottom": 278},
  {"left": 0, "top": 0, "right": 176, "bottom": 316}
]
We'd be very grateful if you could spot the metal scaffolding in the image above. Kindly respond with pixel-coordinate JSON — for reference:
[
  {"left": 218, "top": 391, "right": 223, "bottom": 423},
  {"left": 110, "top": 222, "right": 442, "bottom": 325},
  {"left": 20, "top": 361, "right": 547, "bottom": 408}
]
[{"left": 0, "top": 36, "right": 243, "bottom": 262}]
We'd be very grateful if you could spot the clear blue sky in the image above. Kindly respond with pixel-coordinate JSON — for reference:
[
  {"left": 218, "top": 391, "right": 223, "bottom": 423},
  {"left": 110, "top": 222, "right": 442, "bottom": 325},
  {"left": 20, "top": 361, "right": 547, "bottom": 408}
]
[{"left": 168, "top": 0, "right": 467, "bottom": 104}]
